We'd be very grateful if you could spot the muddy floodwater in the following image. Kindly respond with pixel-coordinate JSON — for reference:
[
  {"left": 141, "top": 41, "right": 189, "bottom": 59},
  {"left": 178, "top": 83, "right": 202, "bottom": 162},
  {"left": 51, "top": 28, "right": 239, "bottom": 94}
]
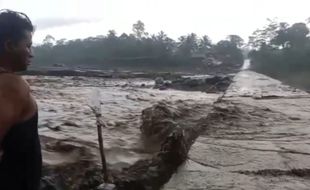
[
  {"left": 27, "top": 76, "right": 219, "bottom": 170},
  {"left": 26, "top": 71, "right": 310, "bottom": 190}
]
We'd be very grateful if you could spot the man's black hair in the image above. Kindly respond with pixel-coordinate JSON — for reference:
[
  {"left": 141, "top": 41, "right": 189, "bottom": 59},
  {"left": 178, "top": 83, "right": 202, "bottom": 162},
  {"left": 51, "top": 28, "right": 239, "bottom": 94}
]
[{"left": 0, "top": 9, "right": 33, "bottom": 53}]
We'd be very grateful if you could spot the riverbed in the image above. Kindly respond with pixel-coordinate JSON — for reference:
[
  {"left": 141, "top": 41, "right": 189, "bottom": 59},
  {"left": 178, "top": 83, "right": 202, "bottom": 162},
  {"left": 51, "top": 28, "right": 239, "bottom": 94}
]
[{"left": 26, "top": 71, "right": 310, "bottom": 190}]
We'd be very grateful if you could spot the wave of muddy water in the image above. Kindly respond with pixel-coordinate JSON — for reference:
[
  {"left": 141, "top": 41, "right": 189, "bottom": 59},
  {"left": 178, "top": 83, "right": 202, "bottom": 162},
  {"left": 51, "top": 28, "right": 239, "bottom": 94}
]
[{"left": 25, "top": 75, "right": 220, "bottom": 189}]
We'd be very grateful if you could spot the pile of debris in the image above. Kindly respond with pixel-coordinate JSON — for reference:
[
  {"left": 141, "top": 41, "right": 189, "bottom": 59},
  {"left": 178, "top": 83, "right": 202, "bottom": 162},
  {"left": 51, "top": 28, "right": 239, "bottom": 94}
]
[
  {"left": 154, "top": 75, "right": 233, "bottom": 93},
  {"left": 102, "top": 102, "right": 199, "bottom": 190},
  {"left": 140, "top": 102, "right": 185, "bottom": 142}
]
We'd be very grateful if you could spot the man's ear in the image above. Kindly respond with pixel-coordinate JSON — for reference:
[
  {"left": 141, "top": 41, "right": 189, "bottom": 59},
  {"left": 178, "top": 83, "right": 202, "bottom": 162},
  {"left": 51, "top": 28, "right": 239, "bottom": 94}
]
[{"left": 4, "top": 40, "right": 17, "bottom": 53}]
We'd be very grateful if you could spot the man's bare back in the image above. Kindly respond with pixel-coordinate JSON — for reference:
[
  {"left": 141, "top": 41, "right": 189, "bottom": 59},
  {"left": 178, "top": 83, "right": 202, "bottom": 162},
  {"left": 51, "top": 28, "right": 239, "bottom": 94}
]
[
  {"left": 0, "top": 9, "right": 42, "bottom": 190},
  {"left": 0, "top": 73, "right": 37, "bottom": 148}
]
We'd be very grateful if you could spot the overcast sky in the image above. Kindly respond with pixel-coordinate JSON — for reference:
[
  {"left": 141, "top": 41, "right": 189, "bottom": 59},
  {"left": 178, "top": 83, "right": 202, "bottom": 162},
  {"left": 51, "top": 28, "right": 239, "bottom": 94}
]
[{"left": 1, "top": 0, "right": 310, "bottom": 44}]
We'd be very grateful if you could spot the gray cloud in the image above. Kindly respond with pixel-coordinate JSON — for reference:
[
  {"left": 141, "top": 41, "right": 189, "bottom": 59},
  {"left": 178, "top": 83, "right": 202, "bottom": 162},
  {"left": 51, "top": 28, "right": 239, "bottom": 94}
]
[{"left": 34, "top": 17, "right": 101, "bottom": 30}]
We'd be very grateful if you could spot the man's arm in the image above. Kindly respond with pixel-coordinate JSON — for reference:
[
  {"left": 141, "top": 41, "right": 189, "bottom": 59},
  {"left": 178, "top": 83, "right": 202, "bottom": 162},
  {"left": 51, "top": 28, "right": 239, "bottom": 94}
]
[{"left": 0, "top": 75, "right": 29, "bottom": 148}]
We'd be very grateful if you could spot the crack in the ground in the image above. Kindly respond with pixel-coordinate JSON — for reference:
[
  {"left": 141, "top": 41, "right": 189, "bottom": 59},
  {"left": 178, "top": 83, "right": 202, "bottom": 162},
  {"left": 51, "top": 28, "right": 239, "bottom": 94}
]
[
  {"left": 234, "top": 168, "right": 310, "bottom": 178},
  {"left": 208, "top": 137, "right": 308, "bottom": 142},
  {"left": 253, "top": 96, "right": 310, "bottom": 100},
  {"left": 187, "top": 158, "right": 220, "bottom": 169},
  {"left": 198, "top": 142, "right": 310, "bottom": 156},
  {"left": 189, "top": 158, "right": 255, "bottom": 168}
]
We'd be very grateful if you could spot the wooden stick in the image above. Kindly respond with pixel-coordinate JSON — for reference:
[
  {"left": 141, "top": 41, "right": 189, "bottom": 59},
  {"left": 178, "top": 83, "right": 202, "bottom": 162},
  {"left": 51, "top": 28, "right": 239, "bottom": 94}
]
[{"left": 90, "top": 107, "right": 109, "bottom": 182}]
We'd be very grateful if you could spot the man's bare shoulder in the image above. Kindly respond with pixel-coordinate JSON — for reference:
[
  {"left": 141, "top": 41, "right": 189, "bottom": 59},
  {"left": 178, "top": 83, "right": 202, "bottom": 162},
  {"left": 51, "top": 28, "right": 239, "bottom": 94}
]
[
  {"left": 0, "top": 73, "right": 29, "bottom": 101},
  {"left": 0, "top": 74, "right": 30, "bottom": 127}
]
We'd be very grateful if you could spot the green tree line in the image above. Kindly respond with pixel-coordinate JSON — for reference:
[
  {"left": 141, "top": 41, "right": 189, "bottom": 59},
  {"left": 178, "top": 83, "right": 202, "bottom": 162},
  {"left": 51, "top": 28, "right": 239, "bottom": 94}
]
[
  {"left": 32, "top": 21, "right": 244, "bottom": 73},
  {"left": 249, "top": 18, "right": 310, "bottom": 90}
]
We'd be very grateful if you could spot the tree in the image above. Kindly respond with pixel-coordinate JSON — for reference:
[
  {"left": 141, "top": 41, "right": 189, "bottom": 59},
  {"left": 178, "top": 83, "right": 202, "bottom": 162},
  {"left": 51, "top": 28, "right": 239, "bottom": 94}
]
[
  {"left": 270, "top": 22, "right": 289, "bottom": 48},
  {"left": 286, "top": 23, "right": 309, "bottom": 47},
  {"left": 176, "top": 33, "right": 199, "bottom": 57},
  {"left": 248, "top": 18, "right": 279, "bottom": 49},
  {"left": 132, "top": 20, "right": 148, "bottom": 39},
  {"left": 153, "top": 31, "right": 175, "bottom": 56},
  {"left": 227, "top": 35, "right": 244, "bottom": 48},
  {"left": 214, "top": 40, "right": 244, "bottom": 66},
  {"left": 107, "top": 30, "right": 117, "bottom": 38},
  {"left": 56, "top": 38, "right": 66, "bottom": 46},
  {"left": 43, "top": 34, "right": 55, "bottom": 46},
  {"left": 198, "top": 35, "right": 212, "bottom": 54}
]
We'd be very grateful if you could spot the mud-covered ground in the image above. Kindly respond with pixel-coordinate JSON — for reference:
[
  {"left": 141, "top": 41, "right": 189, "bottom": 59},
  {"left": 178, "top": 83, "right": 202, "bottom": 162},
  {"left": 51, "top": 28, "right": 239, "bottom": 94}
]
[{"left": 27, "top": 71, "right": 310, "bottom": 190}]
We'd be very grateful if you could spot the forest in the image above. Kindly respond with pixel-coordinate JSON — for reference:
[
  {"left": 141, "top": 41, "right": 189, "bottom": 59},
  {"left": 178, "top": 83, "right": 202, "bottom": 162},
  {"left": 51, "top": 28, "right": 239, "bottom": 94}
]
[{"left": 32, "top": 20, "right": 244, "bottom": 73}]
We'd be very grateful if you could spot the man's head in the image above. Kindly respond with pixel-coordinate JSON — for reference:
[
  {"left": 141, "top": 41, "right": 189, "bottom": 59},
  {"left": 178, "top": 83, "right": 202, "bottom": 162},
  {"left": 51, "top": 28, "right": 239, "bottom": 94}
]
[{"left": 0, "top": 9, "right": 34, "bottom": 72}]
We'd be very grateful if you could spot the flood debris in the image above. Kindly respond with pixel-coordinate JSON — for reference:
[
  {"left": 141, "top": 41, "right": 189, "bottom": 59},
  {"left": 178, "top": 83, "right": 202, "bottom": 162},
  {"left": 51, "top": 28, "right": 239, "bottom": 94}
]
[
  {"left": 140, "top": 102, "right": 183, "bottom": 142},
  {"left": 96, "top": 102, "right": 204, "bottom": 190},
  {"left": 154, "top": 75, "right": 233, "bottom": 93},
  {"left": 111, "top": 129, "right": 190, "bottom": 190},
  {"left": 40, "top": 139, "right": 104, "bottom": 190}
]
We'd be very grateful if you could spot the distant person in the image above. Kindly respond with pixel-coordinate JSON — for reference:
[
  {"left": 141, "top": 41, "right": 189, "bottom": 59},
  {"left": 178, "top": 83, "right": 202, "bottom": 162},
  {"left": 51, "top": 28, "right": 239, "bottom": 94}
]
[{"left": 0, "top": 9, "right": 41, "bottom": 190}]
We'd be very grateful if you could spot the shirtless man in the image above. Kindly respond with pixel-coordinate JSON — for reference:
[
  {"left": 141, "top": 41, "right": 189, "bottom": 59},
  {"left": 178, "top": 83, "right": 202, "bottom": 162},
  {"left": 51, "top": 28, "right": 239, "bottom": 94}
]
[{"left": 0, "top": 10, "right": 42, "bottom": 190}]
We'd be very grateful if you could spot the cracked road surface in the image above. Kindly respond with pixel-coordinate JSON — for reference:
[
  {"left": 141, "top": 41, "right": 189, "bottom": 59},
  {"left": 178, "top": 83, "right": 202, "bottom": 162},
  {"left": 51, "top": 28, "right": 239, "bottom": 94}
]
[{"left": 163, "top": 71, "right": 310, "bottom": 190}]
